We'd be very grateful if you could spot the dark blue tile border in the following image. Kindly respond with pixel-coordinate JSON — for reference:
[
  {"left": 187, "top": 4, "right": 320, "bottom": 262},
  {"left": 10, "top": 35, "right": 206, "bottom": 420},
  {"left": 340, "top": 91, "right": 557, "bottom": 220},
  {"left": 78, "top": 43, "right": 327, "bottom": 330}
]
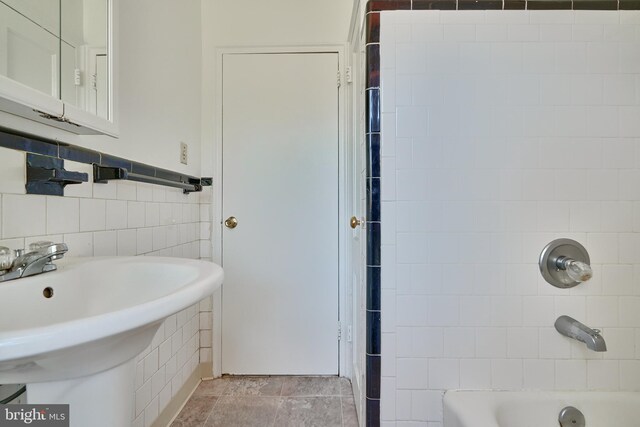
[
  {"left": 365, "top": 399, "right": 380, "bottom": 427},
  {"left": 573, "top": 0, "right": 618, "bottom": 9},
  {"left": 0, "top": 131, "right": 59, "bottom": 157},
  {"left": 366, "top": 355, "right": 381, "bottom": 398},
  {"left": 0, "top": 129, "right": 210, "bottom": 194},
  {"left": 367, "top": 45, "right": 381, "bottom": 89},
  {"left": 503, "top": 0, "right": 527, "bottom": 8},
  {"left": 366, "top": 222, "right": 381, "bottom": 266},
  {"left": 367, "top": 178, "right": 381, "bottom": 222},
  {"left": 413, "top": 0, "right": 457, "bottom": 9},
  {"left": 366, "top": 134, "right": 381, "bottom": 178},
  {"left": 366, "top": 311, "right": 382, "bottom": 354},
  {"left": 58, "top": 143, "right": 101, "bottom": 164},
  {"left": 620, "top": 0, "right": 640, "bottom": 8},
  {"left": 459, "top": 0, "right": 503, "bottom": 8},
  {"left": 367, "top": 267, "right": 381, "bottom": 311},
  {"left": 363, "top": 3, "right": 640, "bottom": 426},
  {"left": 101, "top": 153, "right": 132, "bottom": 170},
  {"left": 366, "top": 89, "right": 381, "bottom": 134},
  {"left": 365, "top": 8, "right": 382, "bottom": 426},
  {"left": 527, "top": 0, "right": 572, "bottom": 8},
  {"left": 130, "top": 161, "right": 157, "bottom": 177}
]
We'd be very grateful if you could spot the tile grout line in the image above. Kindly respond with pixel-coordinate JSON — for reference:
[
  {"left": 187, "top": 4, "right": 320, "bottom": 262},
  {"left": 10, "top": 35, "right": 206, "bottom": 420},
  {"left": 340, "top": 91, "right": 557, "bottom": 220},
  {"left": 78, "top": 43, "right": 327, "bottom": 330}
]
[
  {"left": 270, "top": 381, "right": 286, "bottom": 427},
  {"left": 199, "top": 396, "right": 218, "bottom": 427},
  {"left": 199, "top": 380, "right": 227, "bottom": 427}
]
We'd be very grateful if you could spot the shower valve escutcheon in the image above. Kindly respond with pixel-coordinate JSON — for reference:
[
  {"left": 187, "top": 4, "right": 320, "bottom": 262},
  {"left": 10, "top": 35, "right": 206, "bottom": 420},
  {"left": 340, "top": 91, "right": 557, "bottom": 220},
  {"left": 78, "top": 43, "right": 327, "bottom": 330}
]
[{"left": 539, "top": 239, "right": 592, "bottom": 288}]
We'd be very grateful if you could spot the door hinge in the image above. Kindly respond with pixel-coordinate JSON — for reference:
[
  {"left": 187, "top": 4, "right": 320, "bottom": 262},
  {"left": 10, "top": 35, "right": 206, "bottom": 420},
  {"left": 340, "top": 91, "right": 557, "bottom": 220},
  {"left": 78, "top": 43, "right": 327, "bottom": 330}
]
[
  {"left": 346, "top": 66, "right": 353, "bottom": 84},
  {"left": 337, "top": 71, "right": 341, "bottom": 88},
  {"left": 74, "top": 69, "right": 81, "bottom": 86},
  {"left": 338, "top": 322, "right": 342, "bottom": 341}
]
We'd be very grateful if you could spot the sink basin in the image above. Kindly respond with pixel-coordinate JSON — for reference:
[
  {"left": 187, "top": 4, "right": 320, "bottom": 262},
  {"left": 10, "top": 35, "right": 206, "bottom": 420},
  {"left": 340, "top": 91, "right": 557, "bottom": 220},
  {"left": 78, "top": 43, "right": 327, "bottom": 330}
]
[{"left": 0, "top": 256, "right": 223, "bottom": 426}]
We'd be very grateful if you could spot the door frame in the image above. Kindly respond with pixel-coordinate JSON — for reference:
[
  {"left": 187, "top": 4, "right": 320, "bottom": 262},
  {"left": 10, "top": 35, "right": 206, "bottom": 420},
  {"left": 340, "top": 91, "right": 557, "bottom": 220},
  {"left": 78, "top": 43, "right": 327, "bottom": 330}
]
[{"left": 211, "top": 45, "right": 353, "bottom": 378}]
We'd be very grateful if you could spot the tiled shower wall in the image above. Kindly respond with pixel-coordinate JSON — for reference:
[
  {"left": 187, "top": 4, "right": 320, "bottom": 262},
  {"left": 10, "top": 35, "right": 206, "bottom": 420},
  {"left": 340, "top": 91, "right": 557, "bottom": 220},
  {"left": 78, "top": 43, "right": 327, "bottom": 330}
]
[
  {"left": 380, "top": 10, "right": 640, "bottom": 426},
  {"left": 0, "top": 147, "right": 213, "bottom": 427}
]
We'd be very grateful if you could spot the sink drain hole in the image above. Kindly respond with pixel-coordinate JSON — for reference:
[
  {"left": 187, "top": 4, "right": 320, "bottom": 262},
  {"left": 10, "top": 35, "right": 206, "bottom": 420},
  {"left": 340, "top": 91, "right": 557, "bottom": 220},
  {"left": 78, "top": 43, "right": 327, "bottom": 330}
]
[{"left": 43, "top": 287, "right": 54, "bottom": 298}]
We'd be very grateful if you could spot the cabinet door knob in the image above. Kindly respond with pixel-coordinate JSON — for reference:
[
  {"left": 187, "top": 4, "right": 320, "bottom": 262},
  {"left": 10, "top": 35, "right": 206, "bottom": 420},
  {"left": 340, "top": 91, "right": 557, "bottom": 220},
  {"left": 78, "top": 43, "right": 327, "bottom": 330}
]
[{"left": 225, "top": 216, "right": 238, "bottom": 229}]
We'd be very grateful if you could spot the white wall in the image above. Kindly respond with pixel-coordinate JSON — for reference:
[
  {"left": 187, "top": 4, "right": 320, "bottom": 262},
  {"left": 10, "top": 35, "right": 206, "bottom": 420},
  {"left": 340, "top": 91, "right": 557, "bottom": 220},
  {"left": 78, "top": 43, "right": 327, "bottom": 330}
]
[
  {"left": 380, "top": 10, "right": 640, "bottom": 426},
  {"left": 200, "top": 0, "right": 353, "bottom": 176},
  {"left": 203, "top": 0, "right": 352, "bottom": 47}
]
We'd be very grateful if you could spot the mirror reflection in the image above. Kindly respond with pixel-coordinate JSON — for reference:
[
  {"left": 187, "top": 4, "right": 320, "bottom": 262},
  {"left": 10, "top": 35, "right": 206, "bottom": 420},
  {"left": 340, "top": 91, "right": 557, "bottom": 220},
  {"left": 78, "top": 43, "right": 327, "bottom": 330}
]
[{"left": 0, "top": 0, "right": 108, "bottom": 119}]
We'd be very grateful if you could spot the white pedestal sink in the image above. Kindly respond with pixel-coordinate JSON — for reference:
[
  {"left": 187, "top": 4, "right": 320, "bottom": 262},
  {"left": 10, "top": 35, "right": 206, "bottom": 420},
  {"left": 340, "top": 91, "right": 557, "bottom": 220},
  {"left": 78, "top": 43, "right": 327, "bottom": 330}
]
[{"left": 0, "top": 256, "right": 224, "bottom": 427}]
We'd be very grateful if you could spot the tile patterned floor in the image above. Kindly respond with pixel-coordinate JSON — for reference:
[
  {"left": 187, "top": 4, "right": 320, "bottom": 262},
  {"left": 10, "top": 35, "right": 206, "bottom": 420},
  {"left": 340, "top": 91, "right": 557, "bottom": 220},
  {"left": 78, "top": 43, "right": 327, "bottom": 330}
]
[{"left": 171, "top": 376, "right": 359, "bottom": 427}]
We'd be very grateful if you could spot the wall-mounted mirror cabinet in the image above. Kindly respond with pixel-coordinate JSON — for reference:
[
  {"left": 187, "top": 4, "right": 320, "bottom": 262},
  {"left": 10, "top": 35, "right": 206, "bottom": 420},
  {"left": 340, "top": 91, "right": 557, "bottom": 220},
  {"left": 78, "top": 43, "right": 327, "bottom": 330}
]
[{"left": 0, "top": 0, "right": 117, "bottom": 136}]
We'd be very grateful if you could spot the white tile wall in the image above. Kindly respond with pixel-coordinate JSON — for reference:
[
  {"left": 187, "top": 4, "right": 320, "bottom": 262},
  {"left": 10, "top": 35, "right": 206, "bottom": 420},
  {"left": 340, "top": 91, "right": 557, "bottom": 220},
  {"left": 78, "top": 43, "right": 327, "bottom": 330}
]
[
  {"left": 0, "top": 149, "right": 214, "bottom": 427},
  {"left": 381, "top": 10, "right": 640, "bottom": 424}
]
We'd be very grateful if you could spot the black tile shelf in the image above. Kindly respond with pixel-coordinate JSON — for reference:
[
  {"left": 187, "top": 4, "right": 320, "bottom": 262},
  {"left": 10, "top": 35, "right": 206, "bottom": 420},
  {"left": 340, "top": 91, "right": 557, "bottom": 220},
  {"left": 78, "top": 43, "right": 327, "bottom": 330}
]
[
  {"left": 0, "top": 129, "right": 211, "bottom": 195},
  {"left": 26, "top": 153, "right": 88, "bottom": 196}
]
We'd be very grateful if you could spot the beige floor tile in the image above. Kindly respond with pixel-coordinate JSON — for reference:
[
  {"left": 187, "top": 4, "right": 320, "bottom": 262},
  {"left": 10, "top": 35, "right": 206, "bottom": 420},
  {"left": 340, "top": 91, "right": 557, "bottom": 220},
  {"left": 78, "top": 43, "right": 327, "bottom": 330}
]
[
  {"left": 171, "top": 395, "right": 218, "bottom": 427},
  {"left": 194, "top": 378, "right": 229, "bottom": 396},
  {"left": 223, "top": 376, "right": 285, "bottom": 396},
  {"left": 181, "top": 376, "right": 356, "bottom": 427},
  {"left": 339, "top": 378, "right": 353, "bottom": 396},
  {"left": 281, "top": 376, "right": 341, "bottom": 397},
  {"left": 274, "top": 397, "right": 342, "bottom": 427},
  {"left": 205, "top": 396, "right": 283, "bottom": 427},
  {"left": 341, "top": 396, "right": 359, "bottom": 427}
]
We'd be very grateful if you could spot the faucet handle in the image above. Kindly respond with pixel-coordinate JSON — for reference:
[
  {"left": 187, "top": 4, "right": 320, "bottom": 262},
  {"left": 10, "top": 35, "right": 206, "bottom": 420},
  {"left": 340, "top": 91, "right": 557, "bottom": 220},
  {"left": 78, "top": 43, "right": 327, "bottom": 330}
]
[
  {"left": 562, "top": 259, "right": 593, "bottom": 282},
  {"left": 0, "top": 246, "right": 14, "bottom": 270},
  {"left": 28, "top": 241, "right": 54, "bottom": 251}
]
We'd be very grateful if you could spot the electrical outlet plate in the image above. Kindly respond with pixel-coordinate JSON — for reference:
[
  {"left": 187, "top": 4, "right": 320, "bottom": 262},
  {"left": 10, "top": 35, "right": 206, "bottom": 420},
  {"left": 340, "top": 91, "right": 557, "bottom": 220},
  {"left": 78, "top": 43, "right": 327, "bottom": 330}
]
[{"left": 180, "top": 142, "right": 188, "bottom": 165}]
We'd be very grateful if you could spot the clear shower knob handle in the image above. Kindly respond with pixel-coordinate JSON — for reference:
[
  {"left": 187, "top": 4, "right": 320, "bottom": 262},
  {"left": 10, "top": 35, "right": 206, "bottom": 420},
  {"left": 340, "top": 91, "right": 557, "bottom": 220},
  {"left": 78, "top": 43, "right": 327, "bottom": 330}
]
[{"left": 564, "top": 259, "right": 593, "bottom": 282}]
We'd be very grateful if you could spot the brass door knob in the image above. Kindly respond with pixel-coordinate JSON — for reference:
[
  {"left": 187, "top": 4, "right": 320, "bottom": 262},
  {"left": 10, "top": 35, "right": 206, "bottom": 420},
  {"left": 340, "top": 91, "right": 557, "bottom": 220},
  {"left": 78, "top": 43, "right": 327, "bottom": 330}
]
[
  {"left": 350, "top": 216, "right": 363, "bottom": 229},
  {"left": 225, "top": 216, "right": 238, "bottom": 229}
]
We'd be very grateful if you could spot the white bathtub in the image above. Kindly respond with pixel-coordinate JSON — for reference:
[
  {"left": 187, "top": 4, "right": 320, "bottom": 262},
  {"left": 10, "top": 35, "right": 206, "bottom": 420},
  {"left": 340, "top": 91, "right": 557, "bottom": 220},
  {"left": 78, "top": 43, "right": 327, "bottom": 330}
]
[{"left": 444, "top": 391, "right": 640, "bottom": 427}]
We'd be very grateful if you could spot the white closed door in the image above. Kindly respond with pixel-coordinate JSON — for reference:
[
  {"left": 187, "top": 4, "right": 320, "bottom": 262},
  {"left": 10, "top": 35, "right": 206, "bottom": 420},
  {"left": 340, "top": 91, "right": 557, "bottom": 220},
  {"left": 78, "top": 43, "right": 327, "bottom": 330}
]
[{"left": 221, "top": 52, "right": 339, "bottom": 375}]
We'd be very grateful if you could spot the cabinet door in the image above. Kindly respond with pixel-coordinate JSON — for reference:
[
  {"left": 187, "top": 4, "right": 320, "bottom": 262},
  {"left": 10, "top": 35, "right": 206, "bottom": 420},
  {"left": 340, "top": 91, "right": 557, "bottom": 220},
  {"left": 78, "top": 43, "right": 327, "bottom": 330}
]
[
  {"left": 0, "top": 1, "right": 64, "bottom": 119},
  {"left": 59, "top": 0, "right": 118, "bottom": 136},
  {"left": 0, "top": 76, "right": 64, "bottom": 119},
  {"left": 0, "top": 0, "right": 117, "bottom": 136}
]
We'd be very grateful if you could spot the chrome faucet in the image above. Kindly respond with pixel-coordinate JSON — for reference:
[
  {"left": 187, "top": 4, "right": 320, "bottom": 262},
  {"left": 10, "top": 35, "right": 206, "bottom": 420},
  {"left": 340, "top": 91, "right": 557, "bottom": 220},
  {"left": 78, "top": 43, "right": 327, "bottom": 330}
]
[
  {"left": 555, "top": 315, "right": 607, "bottom": 352},
  {"left": 0, "top": 242, "right": 68, "bottom": 283}
]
